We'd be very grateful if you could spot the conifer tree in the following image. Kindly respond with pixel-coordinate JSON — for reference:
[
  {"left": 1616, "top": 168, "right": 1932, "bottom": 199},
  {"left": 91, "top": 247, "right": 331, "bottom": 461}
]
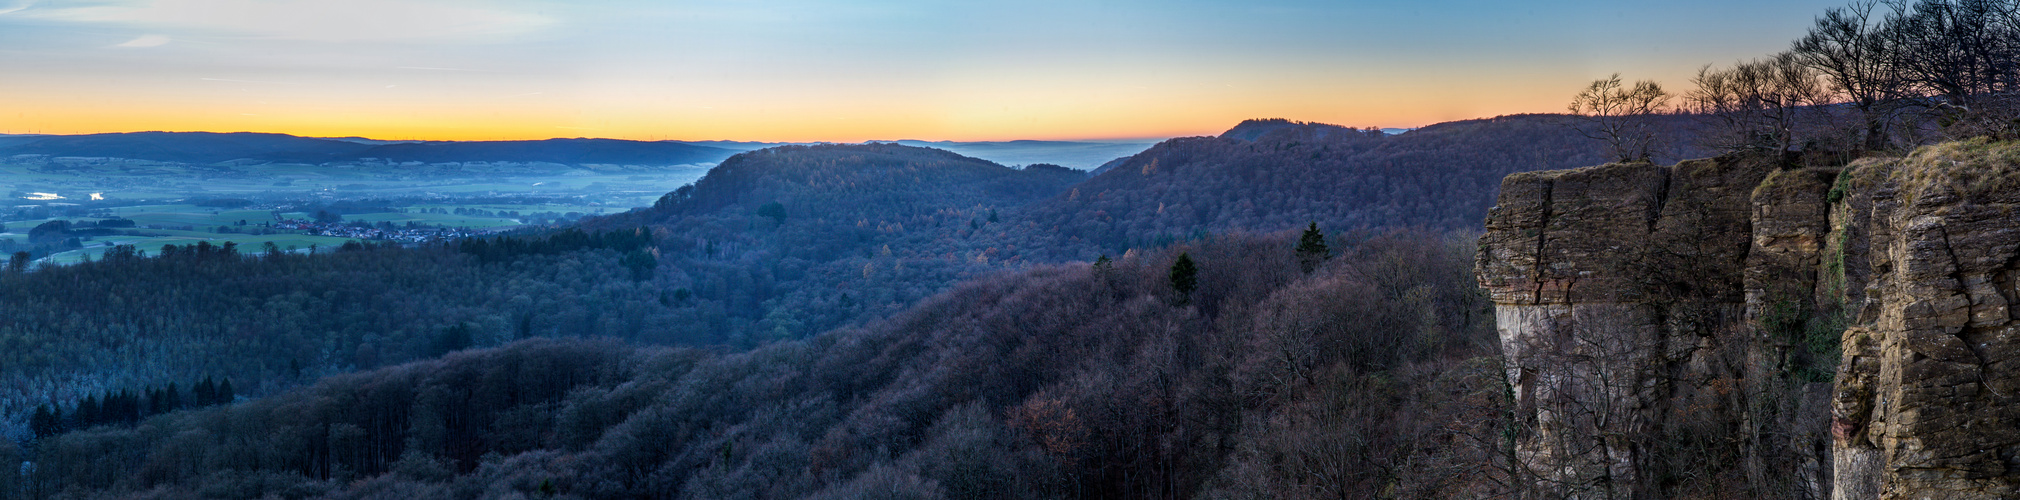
[
  {"left": 1169, "top": 253, "right": 1198, "bottom": 303},
  {"left": 195, "top": 377, "right": 217, "bottom": 407},
  {"left": 31, "top": 404, "right": 60, "bottom": 438},
  {"left": 75, "top": 394, "right": 101, "bottom": 429},
  {"left": 162, "top": 382, "right": 181, "bottom": 413},
  {"left": 1295, "top": 222, "right": 1331, "bottom": 274}
]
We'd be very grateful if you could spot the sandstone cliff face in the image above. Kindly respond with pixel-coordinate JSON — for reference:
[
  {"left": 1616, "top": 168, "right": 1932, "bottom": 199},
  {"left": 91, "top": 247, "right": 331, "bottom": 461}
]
[
  {"left": 1831, "top": 140, "right": 2020, "bottom": 499},
  {"left": 1477, "top": 155, "right": 1828, "bottom": 498},
  {"left": 1477, "top": 141, "right": 2020, "bottom": 499}
]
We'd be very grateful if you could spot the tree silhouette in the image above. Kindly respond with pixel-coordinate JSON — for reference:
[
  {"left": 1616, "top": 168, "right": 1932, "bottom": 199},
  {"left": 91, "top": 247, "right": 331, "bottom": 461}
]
[
  {"left": 1687, "top": 53, "right": 1828, "bottom": 155},
  {"left": 1569, "top": 73, "right": 1672, "bottom": 162},
  {"left": 1295, "top": 222, "right": 1331, "bottom": 273},
  {"left": 1169, "top": 253, "right": 1198, "bottom": 302},
  {"left": 30, "top": 404, "right": 61, "bottom": 438}
]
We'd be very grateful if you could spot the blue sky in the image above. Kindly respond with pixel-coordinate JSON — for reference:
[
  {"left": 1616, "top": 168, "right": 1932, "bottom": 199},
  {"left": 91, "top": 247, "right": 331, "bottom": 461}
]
[{"left": 0, "top": 0, "right": 1851, "bottom": 141}]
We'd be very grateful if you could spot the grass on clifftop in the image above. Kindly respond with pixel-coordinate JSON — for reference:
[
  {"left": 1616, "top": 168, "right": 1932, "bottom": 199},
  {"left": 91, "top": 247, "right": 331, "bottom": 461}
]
[{"left": 1890, "top": 137, "right": 2020, "bottom": 205}]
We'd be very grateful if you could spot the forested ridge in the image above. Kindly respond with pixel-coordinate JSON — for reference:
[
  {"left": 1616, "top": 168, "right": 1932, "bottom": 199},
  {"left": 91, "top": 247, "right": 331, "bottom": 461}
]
[
  {"left": 0, "top": 116, "right": 1625, "bottom": 446},
  {"left": 1010, "top": 115, "right": 1699, "bottom": 257},
  {"left": 576, "top": 116, "right": 1642, "bottom": 340},
  {"left": 5, "top": 231, "right": 1512, "bottom": 499}
]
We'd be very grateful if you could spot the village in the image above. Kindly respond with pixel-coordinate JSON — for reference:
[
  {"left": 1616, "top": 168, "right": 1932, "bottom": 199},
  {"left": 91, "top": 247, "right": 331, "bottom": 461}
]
[{"left": 269, "top": 218, "right": 501, "bottom": 244}]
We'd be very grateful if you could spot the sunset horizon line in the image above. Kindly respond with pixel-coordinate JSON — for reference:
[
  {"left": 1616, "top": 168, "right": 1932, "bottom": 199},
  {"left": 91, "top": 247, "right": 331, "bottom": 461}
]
[{"left": 0, "top": 117, "right": 1473, "bottom": 145}]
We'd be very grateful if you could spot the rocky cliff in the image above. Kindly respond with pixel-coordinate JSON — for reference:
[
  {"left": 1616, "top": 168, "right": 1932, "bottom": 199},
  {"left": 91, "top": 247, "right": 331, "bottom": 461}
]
[{"left": 1477, "top": 138, "right": 2020, "bottom": 499}]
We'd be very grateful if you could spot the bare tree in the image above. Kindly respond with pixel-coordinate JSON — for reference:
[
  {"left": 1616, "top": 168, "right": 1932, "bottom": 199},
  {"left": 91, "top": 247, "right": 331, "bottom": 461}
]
[
  {"left": 1883, "top": 0, "right": 2014, "bottom": 100},
  {"left": 1793, "top": 1, "right": 1916, "bottom": 151},
  {"left": 1568, "top": 74, "right": 1673, "bottom": 163},
  {"left": 1687, "top": 52, "right": 1832, "bottom": 156},
  {"left": 1880, "top": 0, "right": 2020, "bottom": 137}
]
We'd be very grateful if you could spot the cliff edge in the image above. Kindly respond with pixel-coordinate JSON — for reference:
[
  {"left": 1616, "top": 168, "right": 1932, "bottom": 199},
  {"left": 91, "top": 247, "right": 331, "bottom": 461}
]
[{"left": 1477, "top": 138, "right": 2020, "bottom": 499}]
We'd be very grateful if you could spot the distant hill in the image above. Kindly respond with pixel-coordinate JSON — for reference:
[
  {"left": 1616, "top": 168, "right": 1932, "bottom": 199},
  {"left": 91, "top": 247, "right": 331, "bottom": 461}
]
[
  {"left": 680, "top": 140, "right": 804, "bottom": 151},
  {"left": 0, "top": 132, "right": 738, "bottom": 166},
  {"left": 315, "top": 136, "right": 421, "bottom": 146},
  {"left": 659, "top": 143, "right": 1085, "bottom": 219},
  {"left": 0, "top": 134, "right": 50, "bottom": 150},
  {"left": 0, "top": 133, "right": 1149, "bottom": 169},
  {"left": 676, "top": 139, "right": 1156, "bottom": 170},
  {"left": 350, "top": 138, "right": 736, "bottom": 166},
  {"left": 1011, "top": 114, "right": 1712, "bottom": 255},
  {"left": 1218, "top": 118, "right": 1373, "bottom": 142},
  {"left": 889, "top": 139, "right": 1157, "bottom": 170},
  {"left": 0, "top": 132, "right": 372, "bottom": 164}
]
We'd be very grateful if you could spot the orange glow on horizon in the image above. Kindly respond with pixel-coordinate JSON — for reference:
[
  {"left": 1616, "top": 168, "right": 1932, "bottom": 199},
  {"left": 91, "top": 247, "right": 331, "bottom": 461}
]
[
  {"left": 0, "top": 99, "right": 1572, "bottom": 143},
  {"left": 0, "top": 72, "right": 1585, "bottom": 143}
]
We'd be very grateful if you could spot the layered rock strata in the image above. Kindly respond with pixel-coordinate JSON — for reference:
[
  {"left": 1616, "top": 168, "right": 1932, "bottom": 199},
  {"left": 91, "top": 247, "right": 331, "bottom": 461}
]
[
  {"left": 1476, "top": 141, "right": 2020, "bottom": 499},
  {"left": 1830, "top": 141, "right": 2020, "bottom": 500},
  {"left": 1478, "top": 155, "right": 1831, "bottom": 499}
]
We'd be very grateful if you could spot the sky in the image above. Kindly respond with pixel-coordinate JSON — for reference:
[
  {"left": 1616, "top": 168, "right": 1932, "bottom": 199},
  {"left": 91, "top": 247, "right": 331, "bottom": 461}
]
[{"left": 0, "top": 0, "right": 1853, "bottom": 142}]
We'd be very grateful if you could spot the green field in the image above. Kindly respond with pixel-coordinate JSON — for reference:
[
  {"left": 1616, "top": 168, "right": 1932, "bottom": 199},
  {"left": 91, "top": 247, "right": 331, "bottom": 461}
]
[
  {"left": 4, "top": 203, "right": 539, "bottom": 266},
  {"left": 105, "top": 206, "right": 279, "bottom": 228}
]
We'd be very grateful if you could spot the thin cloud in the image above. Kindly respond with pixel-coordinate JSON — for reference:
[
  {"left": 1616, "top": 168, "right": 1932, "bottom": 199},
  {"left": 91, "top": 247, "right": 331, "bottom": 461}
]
[
  {"left": 31, "top": 0, "right": 554, "bottom": 43},
  {"left": 0, "top": 1, "right": 31, "bottom": 16},
  {"left": 200, "top": 77, "right": 295, "bottom": 85},
  {"left": 114, "top": 34, "right": 170, "bottom": 47}
]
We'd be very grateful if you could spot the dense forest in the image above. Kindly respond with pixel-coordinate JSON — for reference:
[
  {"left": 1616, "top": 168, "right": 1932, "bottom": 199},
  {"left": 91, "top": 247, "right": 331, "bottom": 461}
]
[
  {"left": 5, "top": 231, "right": 1510, "bottom": 500},
  {"left": 0, "top": 234, "right": 694, "bottom": 436}
]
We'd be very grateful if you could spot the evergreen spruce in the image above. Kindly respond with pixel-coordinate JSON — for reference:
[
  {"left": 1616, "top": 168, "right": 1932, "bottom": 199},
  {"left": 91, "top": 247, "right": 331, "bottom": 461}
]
[
  {"left": 75, "top": 394, "right": 101, "bottom": 429},
  {"left": 31, "top": 404, "right": 60, "bottom": 438},
  {"left": 1295, "top": 222, "right": 1331, "bottom": 274},
  {"left": 1169, "top": 253, "right": 1198, "bottom": 303},
  {"left": 195, "top": 377, "right": 217, "bottom": 407}
]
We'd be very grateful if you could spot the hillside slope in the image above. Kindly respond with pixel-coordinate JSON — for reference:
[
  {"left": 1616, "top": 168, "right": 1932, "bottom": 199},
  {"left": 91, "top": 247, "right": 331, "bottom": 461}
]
[
  {"left": 16, "top": 231, "right": 1506, "bottom": 500},
  {"left": 579, "top": 143, "right": 1086, "bottom": 343},
  {"left": 1007, "top": 115, "right": 1695, "bottom": 258}
]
